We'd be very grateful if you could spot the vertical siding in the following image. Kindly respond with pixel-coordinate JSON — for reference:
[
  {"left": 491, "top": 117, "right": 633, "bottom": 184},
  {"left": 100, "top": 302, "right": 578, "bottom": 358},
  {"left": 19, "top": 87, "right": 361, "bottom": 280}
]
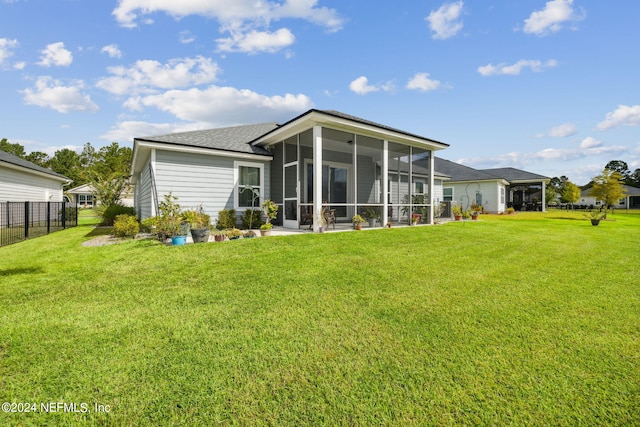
[
  {"left": 136, "top": 158, "right": 152, "bottom": 219},
  {"left": 0, "top": 165, "right": 64, "bottom": 201},
  {"left": 154, "top": 150, "right": 271, "bottom": 221}
]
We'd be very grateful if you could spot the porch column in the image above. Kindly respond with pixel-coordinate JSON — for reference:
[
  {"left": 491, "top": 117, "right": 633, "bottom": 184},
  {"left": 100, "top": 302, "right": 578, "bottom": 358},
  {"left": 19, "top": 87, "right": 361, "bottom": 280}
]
[
  {"left": 382, "top": 140, "right": 389, "bottom": 226},
  {"left": 541, "top": 181, "right": 546, "bottom": 212},
  {"left": 312, "top": 126, "right": 323, "bottom": 232},
  {"left": 429, "top": 151, "right": 434, "bottom": 224}
]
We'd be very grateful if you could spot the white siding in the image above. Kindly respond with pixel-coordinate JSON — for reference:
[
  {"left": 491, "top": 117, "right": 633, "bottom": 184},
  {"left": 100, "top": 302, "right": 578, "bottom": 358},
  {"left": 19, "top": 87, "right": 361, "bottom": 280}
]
[
  {"left": 153, "top": 150, "right": 270, "bottom": 221},
  {"left": 447, "top": 181, "right": 505, "bottom": 213},
  {"left": 136, "top": 157, "right": 153, "bottom": 219},
  {"left": 0, "top": 165, "right": 64, "bottom": 202}
]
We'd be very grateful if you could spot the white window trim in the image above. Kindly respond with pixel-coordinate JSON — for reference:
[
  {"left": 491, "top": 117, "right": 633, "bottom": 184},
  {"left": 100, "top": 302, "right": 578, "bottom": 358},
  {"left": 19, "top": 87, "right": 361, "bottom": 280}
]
[
  {"left": 443, "top": 187, "right": 454, "bottom": 202},
  {"left": 234, "top": 161, "right": 265, "bottom": 210}
]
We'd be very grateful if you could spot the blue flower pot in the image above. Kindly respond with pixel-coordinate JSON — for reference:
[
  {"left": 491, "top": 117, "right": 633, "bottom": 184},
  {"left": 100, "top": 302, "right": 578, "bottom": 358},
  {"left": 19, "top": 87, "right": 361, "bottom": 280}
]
[{"left": 171, "top": 235, "right": 187, "bottom": 246}]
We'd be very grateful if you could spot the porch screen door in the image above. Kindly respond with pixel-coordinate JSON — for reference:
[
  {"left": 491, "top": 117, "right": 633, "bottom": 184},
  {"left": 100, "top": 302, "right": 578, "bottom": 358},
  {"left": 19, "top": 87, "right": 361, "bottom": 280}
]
[{"left": 283, "top": 162, "right": 298, "bottom": 228}]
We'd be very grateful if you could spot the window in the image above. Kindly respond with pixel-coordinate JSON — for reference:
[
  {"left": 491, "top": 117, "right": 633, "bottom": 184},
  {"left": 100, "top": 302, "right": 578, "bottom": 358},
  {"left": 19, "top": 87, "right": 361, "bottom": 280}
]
[
  {"left": 235, "top": 162, "right": 264, "bottom": 209},
  {"left": 476, "top": 190, "right": 483, "bottom": 205},
  {"left": 443, "top": 188, "right": 453, "bottom": 202},
  {"left": 79, "top": 194, "right": 94, "bottom": 206},
  {"left": 500, "top": 187, "right": 505, "bottom": 205}
]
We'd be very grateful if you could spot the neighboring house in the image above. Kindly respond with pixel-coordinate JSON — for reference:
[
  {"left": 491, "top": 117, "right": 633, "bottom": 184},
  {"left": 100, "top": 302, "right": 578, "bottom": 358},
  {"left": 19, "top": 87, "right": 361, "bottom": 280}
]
[
  {"left": 131, "top": 109, "right": 449, "bottom": 231},
  {"left": 0, "top": 149, "right": 70, "bottom": 201},
  {"left": 67, "top": 183, "right": 134, "bottom": 208},
  {"left": 578, "top": 185, "right": 640, "bottom": 209},
  {"left": 435, "top": 158, "right": 550, "bottom": 213}
]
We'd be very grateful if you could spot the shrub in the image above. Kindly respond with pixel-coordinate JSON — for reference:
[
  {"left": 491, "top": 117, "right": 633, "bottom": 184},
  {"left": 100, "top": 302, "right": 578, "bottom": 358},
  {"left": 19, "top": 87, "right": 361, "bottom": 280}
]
[
  {"left": 113, "top": 214, "right": 140, "bottom": 238},
  {"left": 140, "top": 216, "right": 159, "bottom": 233},
  {"left": 242, "top": 209, "right": 264, "bottom": 229},
  {"left": 101, "top": 204, "right": 136, "bottom": 226},
  {"left": 506, "top": 207, "right": 516, "bottom": 215},
  {"left": 216, "top": 209, "right": 237, "bottom": 230}
]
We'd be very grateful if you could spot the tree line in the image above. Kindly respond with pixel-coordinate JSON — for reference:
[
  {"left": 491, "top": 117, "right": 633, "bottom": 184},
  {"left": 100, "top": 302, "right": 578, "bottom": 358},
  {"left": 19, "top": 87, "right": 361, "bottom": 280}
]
[
  {"left": 1, "top": 138, "right": 132, "bottom": 206},
  {"left": 547, "top": 160, "right": 638, "bottom": 209}
]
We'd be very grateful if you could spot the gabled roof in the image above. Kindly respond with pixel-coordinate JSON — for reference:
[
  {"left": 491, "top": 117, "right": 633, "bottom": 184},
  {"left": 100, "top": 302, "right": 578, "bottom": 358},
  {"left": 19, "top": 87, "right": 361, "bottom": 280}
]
[
  {"left": 434, "top": 157, "right": 503, "bottom": 182},
  {"left": 135, "top": 122, "right": 278, "bottom": 156},
  {"left": 481, "top": 167, "right": 549, "bottom": 182},
  {"left": 580, "top": 184, "right": 640, "bottom": 197},
  {"left": 0, "top": 149, "right": 70, "bottom": 182}
]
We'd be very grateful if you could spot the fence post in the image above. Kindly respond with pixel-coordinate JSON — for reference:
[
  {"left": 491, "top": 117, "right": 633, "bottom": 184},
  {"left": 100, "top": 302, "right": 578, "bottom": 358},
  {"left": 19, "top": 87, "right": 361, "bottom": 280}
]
[
  {"left": 62, "top": 201, "right": 66, "bottom": 230},
  {"left": 24, "top": 201, "right": 29, "bottom": 238},
  {"left": 47, "top": 201, "right": 51, "bottom": 234}
]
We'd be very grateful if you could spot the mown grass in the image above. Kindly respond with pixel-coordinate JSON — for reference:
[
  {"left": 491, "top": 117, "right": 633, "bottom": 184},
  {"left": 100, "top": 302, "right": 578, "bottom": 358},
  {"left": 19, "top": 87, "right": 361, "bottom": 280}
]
[{"left": 0, "top": 210, "right": 638, "bottom": 426}]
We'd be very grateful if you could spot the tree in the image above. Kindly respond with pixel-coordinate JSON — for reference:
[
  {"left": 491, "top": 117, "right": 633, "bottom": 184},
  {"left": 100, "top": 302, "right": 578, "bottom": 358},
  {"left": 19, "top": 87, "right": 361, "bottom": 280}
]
[
  {"left": 604, "top": 160, "right": 632, "bottom": 185},
  {"left": 589, "top": 169, "right": 627, "bottom": 209},
  {"left": 49, "top": 148, "right": 82, "bottom": 187},
  {"left": 562, "top": 181, "right": 581, "bottom": 209},
  {"left": 86, "top": 142, "right": 133, "bottom": 207},
  {"left": 24, "top": 151, "right": 50, "bottom": 168},
  {"left": 631, "top": 169, "right": 640, "bottom": 187},
  {"left": 0, "top": 138, "right": 26, "bottom": 158},
  {"left": 79, "top": 142, "right": 98, "bottom": 170}
]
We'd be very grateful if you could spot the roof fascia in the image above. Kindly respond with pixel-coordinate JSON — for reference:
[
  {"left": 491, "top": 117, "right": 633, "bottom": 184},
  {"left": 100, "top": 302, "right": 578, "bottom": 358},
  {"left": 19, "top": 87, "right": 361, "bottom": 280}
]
[{"left": 254, "top": 110, "right": 449, "bottom": 151}]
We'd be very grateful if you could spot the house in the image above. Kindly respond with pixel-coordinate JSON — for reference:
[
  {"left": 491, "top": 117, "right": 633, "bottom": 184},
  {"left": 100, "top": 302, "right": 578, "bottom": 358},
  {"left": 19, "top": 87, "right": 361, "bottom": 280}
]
[
  {"left": 578, "top": 184, "right": 640, "bottom": 209},
  {"left": 435, "top": 158, "right": 551, "bottom": 213},
  {"left": 67, "top": 182, "right": 134, "bottom": 208},
  {"left": 0, "top": 149, "right": 70, "bottom": 201},
  {"left": 131, "top": 109, "right": 450, "bottom": 231}
]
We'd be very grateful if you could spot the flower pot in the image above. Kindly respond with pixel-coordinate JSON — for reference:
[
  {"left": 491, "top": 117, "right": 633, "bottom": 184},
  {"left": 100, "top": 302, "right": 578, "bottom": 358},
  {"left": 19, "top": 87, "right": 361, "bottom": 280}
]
[
  {"left": 190, "top": 228, "right": 210, "bottom": 243},
  {"left": 260, "top": 229, "right": 272, "bottom": 237},
  {"left": 454, "top": 215, "right": 462, "bottom": 221},
  {"left": 471, "top": 214, "right": 478, "bottom": 220},
  {"left": 171, "top": 235, "right": 187, "bottom": 246},
  {"left": 214, "top": 234, "right": 226, "bottom": 242},
  {"left": 368, "top": 219, "right": 376, "bottom": 228},
  {"left": 355, "top": 224, "right": 362, "bottom": 230},
  {"left": 591, "top": 219, "right": 600, "bottom": 226}
]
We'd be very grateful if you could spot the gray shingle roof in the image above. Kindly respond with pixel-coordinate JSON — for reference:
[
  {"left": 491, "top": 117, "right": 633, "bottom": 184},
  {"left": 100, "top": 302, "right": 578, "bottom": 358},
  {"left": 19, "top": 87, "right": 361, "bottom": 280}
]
[
  {"left": 435, "top": 157, "right": 501, "bottom": 182},
  {"left": 0, "top": 150, "right": 69, "bottom": 180},
  {"left": 481, "top": 167, "right": 549, "bottom": 182},
  {"left": 136, "top": 122, "right": 279, "bottom": 156}
]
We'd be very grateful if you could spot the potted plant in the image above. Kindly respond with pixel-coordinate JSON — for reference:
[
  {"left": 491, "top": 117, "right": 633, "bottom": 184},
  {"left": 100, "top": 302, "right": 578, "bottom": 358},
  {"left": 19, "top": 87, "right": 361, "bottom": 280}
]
[
  {"left": 586, "top": 209, "right": 606, "bottom": 226},
  {"left": 156, "top": 193, "right": 189, "bottom": 245},
  {"left": 363, "top": 208, "right": 380, "bottom": 228},
  {"left": 469, "top": 202, "right": 482, "bottom": 220},
  {"left": 411, "top": 213, "right": 422, "bottom": 225},
  {"left": 452, "top": 204, "right": 463, "bottom": 221},
  {"left": 260, "top": 199, "right": 278, "bottom": 236},
  {"left": 182, "top": 204, "right": 211, "bottom": 243},
  {"left": 352, "top": 214, "right": 365, "bottom": 230},
  {"left": 212, "top": 229, "right": 227, "bottom": 242},
  {"left": 226, "top": 228, "right": 243, "bottom": 240}
]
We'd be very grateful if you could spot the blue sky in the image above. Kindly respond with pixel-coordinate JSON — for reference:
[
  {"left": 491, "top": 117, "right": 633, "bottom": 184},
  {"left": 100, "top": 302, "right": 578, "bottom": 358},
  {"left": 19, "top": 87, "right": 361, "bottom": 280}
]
[{"left": 1, "top": 0, "right": 638, "bottom": 185}]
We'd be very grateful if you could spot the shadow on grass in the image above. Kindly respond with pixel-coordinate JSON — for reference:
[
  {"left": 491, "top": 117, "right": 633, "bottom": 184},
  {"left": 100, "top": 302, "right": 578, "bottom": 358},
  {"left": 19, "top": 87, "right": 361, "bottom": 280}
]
[
  {"left": 0, "top": 266, "right": 45, "bottom": 276},
  {"left": 84, "top": 227, "right": 114, "bottom": 238}
]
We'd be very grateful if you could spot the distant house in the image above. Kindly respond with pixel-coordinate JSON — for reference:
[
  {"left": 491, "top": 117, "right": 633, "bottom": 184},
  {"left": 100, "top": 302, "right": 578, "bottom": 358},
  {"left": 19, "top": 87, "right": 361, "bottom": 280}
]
[
  {"left": 578, "top": 184, "right": 640, "bottom": 209},
  {"left": 435, "top": 158, "right": 550, "bottom": 213},
  {"left": 67, "top": 183, "right": 134, "bottom": 208},
  {"left": 0, "top": 149, "right": 70, "bottom": 201}
]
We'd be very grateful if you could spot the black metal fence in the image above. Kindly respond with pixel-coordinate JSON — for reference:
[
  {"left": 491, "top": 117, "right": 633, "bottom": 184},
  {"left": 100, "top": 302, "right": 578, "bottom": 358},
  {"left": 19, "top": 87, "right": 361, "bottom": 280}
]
[{"left": 0, "top": 201, "right": 78, "bottom": 247}]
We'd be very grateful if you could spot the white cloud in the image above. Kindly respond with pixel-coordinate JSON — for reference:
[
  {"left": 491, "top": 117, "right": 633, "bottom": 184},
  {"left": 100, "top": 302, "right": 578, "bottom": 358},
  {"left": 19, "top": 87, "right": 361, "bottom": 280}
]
[
  {"left": 100, "top": 121, "right": 206, "bottom": 143},
  {"left": 21, "top": 76, "right": 99, "bottom": 113},
  {"left": 112, "top": 0, "right": 343, "bottom": 55},
  {"left": 126, "top": 85, "right": 313, "bottom": 125},
  {"left": 406, "top": 73, "right": 442, "bottom": 92},
  {"left": 179, "top": 30, "right": 196, "bottom": 44},
  {"left": 477, "top": 59, "right": 557, "bottom": 76},
  {"left": 13, "top": 61, "right": 26, "bottom": 70},
  {"left": 426, "top": 1, "right": 464, "bottom": 40},
  {"left": 0, "top": 38, "right": 19, "bottom": 66},
  {"left": 216, "top": 28, "right": 295, "bottom": 54},
  {"left": 580, "top": 136, "right": 602, "bottom": 149},
  {"left": 523, "top": 0, "right": 584, "bottom": 36},
  {"left": 596, "top": 105, "right": 640, "bottom": 130},
  {"left": 37, "top": 42, "right": 73, "bottom": 67},
  {"left": 96, "top": 56, "right": 220, "bottom": 96},
  {"left": 349, "top": 76, "right": 379, "bottom": 95},
  {"left": 101, "top": 44, "right": 123, "bottom": 58},
  {"left": 536, "top": 123, "right": 577, "bottom": 138}
]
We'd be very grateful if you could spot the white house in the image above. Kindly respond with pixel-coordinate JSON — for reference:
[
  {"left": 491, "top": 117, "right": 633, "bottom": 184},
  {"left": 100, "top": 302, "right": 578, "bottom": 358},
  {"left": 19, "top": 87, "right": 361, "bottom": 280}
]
[
  {"left": 578, "top": 185, "right": 640, "bottom": 209},
  {"left": 131, "top": 109, "right": 449, "bottom": 230},
  {"left": 0, "top": 150, "right": 70, "bottom": 201},
  {"left": 67, "top": 182, "right": 134, "bottom": 208}
]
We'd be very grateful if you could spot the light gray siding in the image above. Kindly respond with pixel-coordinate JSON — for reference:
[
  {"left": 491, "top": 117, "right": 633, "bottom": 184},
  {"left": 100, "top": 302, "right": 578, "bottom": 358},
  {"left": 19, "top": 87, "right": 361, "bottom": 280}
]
[
  {"left": 153, "top": 150, "right": 270, "bottom": 221},
  {"left": 0, "top": 165, "right": 64, "bottom": 201},
  {"left": 136, "top": 156, "right": 153, "bottom": 219},
  {"left": 446, "top": 181, "right": 505, "bottom": 213}
]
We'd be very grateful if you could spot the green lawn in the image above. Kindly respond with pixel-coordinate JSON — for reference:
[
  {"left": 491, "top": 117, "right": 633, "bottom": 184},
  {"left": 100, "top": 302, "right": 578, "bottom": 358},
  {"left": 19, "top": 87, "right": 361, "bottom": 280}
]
[{"left": 0, "top": 211, "right": 638, "bottom": 426}]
